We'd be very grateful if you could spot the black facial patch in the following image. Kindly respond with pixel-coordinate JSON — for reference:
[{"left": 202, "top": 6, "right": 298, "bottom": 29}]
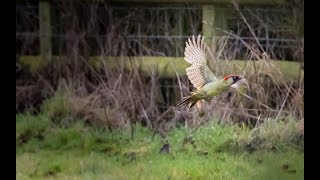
[{"left": 232, "top": 76, "right": 240, "bottom": 83}]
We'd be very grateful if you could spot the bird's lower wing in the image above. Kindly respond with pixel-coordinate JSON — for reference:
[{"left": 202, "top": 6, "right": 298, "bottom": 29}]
[
  {"left": 184, "top": 35, "right": 217, "bottom": 89},
  {"left": 186, "top": 64, "right": 217, "bottom": 89}
]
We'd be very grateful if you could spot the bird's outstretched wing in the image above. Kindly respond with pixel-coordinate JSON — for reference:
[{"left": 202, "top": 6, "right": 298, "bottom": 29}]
[{"left": 184, "top": 35, "right": 217, "bottom": 89}]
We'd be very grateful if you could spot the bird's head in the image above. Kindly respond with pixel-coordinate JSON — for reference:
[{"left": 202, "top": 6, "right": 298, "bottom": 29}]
[{"left": 223, "top": 74, "right": 246, "bottom": 87}]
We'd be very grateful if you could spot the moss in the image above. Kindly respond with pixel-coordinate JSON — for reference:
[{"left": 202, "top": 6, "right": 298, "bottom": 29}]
[
  {"left": 18, "top": 56, "right": 49, "bottom": 73},
  {"left": 89, "top": 56, "right": 303, "bottom": 83},
  {"left": 18, "top": 55, "right": 303, "bottom": 83}
]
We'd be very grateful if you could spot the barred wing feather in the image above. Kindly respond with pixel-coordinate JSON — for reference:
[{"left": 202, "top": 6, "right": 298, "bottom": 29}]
[{"left": 184, "top": 35, "right": 217, "bottom": 89}]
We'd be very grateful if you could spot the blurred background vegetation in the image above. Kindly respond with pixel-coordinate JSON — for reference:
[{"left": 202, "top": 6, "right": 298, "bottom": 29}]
[{"left": 16, "top": 0, "right": 304, "bottom": 179}]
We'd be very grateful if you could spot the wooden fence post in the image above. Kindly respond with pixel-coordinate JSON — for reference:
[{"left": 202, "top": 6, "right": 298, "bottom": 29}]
[
  {"left": 39, "top": 0, "right": 52, "bottom": 62},
  {"left": 202, "top": 5, "right": 228, "bottom": 66}
]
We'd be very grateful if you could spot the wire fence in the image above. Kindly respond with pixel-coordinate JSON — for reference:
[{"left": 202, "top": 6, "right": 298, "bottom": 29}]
[{"left": 16, "top": 3, "right": 303, "bottom": 60}]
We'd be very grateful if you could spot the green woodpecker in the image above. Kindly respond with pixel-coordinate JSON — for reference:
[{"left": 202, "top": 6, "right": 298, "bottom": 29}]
[{"left": 178, "top": 35, "right": 246, "bottom": 108}]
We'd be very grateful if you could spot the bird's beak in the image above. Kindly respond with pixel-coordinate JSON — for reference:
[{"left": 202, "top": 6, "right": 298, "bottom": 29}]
[{"left": 230, "top": 76, "right": 247, "bottom": 89}]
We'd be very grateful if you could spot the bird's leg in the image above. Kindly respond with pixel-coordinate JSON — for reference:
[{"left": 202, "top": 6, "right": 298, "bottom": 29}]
[{"left": 196, "top": 100, "right": 206, "bottom": 117}]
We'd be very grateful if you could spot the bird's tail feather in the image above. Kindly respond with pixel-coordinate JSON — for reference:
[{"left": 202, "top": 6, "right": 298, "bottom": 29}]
[{"left": 178, "top": 94, "right": 199, "bottom": 108}]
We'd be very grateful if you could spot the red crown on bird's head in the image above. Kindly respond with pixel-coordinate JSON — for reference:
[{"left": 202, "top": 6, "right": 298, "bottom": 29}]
[{"left": 223, "top": 74, "right": 236, "bottom": 80}]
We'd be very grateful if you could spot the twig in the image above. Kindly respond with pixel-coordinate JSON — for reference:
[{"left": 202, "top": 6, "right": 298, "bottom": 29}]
[
  {"left": 236, "top": 90, "right": 273, "bottom": 110},
  {"left": 276, "top": 81, "right": 293, "bottom": 119}
]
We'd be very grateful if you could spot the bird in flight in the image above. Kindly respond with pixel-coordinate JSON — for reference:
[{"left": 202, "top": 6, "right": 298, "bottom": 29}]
[{"left": 178, "top": 35, "right": 246, "bottom": 108}]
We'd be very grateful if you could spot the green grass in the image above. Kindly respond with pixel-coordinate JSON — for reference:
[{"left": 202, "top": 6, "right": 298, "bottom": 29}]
[{"left": 16, "top": 114, "right": 304, "bottom": 180}]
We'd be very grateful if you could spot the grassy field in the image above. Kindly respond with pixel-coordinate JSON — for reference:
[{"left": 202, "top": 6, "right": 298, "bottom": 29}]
[{"left": 16, "top": 113, "right": 304, "bottom": 180}]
